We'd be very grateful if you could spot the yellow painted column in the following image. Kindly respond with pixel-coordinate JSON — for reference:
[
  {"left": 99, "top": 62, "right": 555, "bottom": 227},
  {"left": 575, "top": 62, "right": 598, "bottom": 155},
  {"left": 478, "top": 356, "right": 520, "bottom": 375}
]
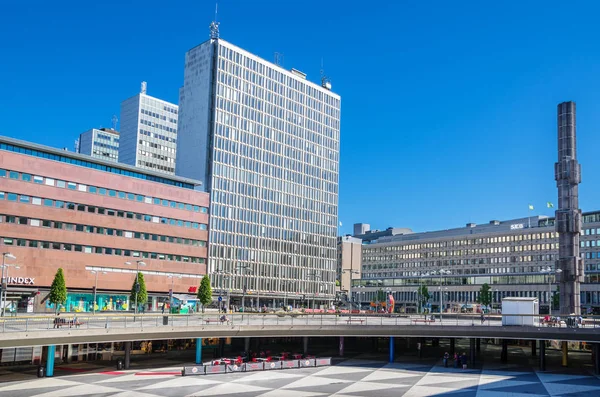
[{"left": 562, "top": 341, "right": 568, "bottom": 367}]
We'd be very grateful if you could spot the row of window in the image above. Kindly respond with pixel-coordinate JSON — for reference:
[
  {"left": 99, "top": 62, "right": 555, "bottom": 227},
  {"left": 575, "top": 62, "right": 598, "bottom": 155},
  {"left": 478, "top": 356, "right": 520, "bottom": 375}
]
[
  {"left": 93, "top": 141, "right": 119, "bottom": 151},
  {"left": 141, "top": 108, "right": 177, "bottom": 124},
  {"left": 139, "top": 129, "right": 177, "bottom": 144},
  {"left": 2, "top": 214, "right": 207, "bottom": 247},
  {"left": 163, "top": 105, "right": 178, "bottom": 115},
  {"left": 0, "top": 191, "right": 208, "bottom": 230},
  {"left": 0, "top": 237, "right": 205, "bottom": 263},
  {"left": 0, "top": 142, "right": 195, "bottom": 189},
  {"left": 140, "top": 118, "right": 177, "bottom": 134},
  {"left": 0, "top": 168, "right": 206, "bottom": 213},
  {"left": 96, "top": 133, "right": 118, "bottom": 142},
  {"left": 138, "top": 160, "right": 175, "bottom": 174}
]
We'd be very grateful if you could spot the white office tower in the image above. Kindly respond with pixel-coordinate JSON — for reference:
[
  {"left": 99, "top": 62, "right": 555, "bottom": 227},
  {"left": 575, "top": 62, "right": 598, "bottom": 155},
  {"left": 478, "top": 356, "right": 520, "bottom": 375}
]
[
  {"left": 119, "top": 82, "right": 179, "bottom": 175},
  {"left": 77, "top": 128, "right": 120, "bottom": 162},
  {"left": 176, "top": 30, "right": 341, "bottom": 306}
]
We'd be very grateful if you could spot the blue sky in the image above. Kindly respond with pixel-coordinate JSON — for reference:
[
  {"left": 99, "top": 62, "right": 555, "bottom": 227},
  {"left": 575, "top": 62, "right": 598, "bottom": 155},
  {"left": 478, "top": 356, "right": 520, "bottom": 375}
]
[{"left": 2, "top": 1, "right": 600, "bottom": 234}]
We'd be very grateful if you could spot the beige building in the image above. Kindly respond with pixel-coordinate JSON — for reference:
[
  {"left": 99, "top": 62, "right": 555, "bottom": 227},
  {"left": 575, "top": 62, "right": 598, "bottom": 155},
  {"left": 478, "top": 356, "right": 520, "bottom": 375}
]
[{"left": 337, "top": 236, "right": 362, "bottom": 298}]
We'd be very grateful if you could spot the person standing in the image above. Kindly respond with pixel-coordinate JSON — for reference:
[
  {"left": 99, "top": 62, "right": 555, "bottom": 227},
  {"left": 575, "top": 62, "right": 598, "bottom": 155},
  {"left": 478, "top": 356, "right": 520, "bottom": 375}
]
[{"left": 443, "top": 352, "right": 449, "bottom": 367}]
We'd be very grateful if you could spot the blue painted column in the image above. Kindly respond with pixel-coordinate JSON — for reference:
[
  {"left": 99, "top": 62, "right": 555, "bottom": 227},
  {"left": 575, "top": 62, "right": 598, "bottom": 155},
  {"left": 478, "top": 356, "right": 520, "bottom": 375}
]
[
  {"left": 46, "top": 345, "right": 56, "bottom": 377},
  {"left": 195, "top": 338, "right": 202, "bottom": 364},
  {"left": 389, "top": 337, "right": 395, "bottom": 363}
]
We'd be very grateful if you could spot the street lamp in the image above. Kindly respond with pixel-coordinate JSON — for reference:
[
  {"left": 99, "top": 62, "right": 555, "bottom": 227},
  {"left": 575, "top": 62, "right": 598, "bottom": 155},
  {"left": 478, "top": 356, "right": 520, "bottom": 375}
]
[
  {"left": 168, "top": 274, "right": 183, "bottom": 311},
  {"left": 432, "top": 269, "right": 451, "bottom": 314},
  {"left": 418, "top": 272, "right": 430, "bottom": 314},
  {"left": 341, "top": 269, "right": 360, "bottom": 310},
  {"left": 3, "top": 264, "right": 20, "bottom": 316},
  {"left": 307, "top": 272, "right": 322, "bottom": 315},
  {"left": 1, "top": 253, "right": 17, "bottom": 317},
  {"left": 125, "top": 261, "right": 146, "bottom": 315},
  {"left": 282, "top": 280, "right": 293, "bottom": 309},
  {"left": 541, "top": 266, "right": 562, "bottom": 313},
  {"left": 89, "top": 270, "right": 107, "bottom": 314},
  {"left": 214, "top": 269, "right": 232, "bottom": 313}
]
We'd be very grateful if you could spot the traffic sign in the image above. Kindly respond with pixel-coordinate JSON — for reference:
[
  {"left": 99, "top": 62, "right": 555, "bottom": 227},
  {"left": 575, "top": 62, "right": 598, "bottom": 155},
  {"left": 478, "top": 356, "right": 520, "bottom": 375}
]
[{"left": 218, "top": 296, "right": 222, "bottom": 302}]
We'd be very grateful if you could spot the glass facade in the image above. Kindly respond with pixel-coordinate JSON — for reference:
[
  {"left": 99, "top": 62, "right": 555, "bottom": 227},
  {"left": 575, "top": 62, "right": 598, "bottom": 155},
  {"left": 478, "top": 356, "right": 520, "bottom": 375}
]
[{"left": 178, "top": 40, "right": 341, "bottom": 299}]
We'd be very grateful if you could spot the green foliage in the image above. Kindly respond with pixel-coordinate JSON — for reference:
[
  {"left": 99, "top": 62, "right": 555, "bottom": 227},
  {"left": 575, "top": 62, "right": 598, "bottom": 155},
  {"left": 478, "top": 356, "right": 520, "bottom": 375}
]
[
  {"left": 417, "top": 285, "right": 430, "bottom": 313},
  {"left": 477, "top": 283, "right": 492, "bottom": 308},
  {"left": 49, "top": 268, "right": 67, "bottom": 312},
  {"left": 335, "top": 279, "right": 340, "bottom": 287},
  {"left": 130, "top": 272, "right": 148, "bottom": 309},
  {"left": 197, "top": 275, "right": 213, "bottom": 313},
  {"left": 376, "top": 289, "right": 387, "bottom": 302}
]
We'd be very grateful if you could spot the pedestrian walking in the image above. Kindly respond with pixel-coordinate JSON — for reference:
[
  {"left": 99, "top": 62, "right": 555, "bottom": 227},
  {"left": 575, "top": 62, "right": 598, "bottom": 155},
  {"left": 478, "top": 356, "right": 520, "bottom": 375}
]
[
  {"left": 161, "top": 302, "right": 166, "bottom": 314},
  {"left": 453, "top": 352, "right": 458, "bottom": 368},
  {"left": 480, "top": 313, "right": 485, "bottom": 324},
  {"left": 461, "top": 352, "right": 467, "bottom": 369},
  {"left": 443, "top": 352, "right": 449, "bottom": 367}
]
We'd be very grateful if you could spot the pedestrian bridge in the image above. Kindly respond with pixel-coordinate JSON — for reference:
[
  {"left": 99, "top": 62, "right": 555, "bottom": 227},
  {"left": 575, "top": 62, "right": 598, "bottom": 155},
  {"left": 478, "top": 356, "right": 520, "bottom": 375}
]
[{"left": 0, "top": 313, "right": 598, "bottom": 348}]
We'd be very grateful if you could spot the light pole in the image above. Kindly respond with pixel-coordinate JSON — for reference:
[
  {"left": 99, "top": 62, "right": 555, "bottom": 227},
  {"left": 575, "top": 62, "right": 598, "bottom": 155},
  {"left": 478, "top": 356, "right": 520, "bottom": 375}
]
[
  {"left": 418, "top": 272, "right": 429, "bottom": 314},
  {"left": 542, "top": 266, "right": 562, "bottom": 313},
  {"left": 1, "top": 253, "right": 16, "bottom": 317},
  {"left": 341, "top": 269, "right": 360, "bottom": 309},
  {"left": 214, "top": 269, "right": 232, "bottom": 313},
  {"left": 3, "top": 264, "right": 20, "bottom": 316},
  {"left": 168, "top": 274, "right": 183, "bottom": 311},
  {"left": 283, "top": 280, "right": 293, "bottom": 309},
  {"left": 125, "top": 261, "right": 146, "bottom": 315},
  {"left": 89, "top": 270, "right": 107, "bottom": 314},
  {"left": 307, "top": 272, "right": 321, "bottom": 315},
  {"left": 432, "top": 269, "right": 450, "bottom": 314}
]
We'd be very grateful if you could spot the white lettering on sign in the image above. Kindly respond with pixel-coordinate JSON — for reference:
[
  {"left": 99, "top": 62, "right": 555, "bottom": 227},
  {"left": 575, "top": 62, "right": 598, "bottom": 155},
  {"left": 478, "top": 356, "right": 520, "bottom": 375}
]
[
  {"left": 510, "top": 224, "right": 524, "bottom": 230},
  {"left": 6, "top": 277, "right": 35, "bottom": 285}
]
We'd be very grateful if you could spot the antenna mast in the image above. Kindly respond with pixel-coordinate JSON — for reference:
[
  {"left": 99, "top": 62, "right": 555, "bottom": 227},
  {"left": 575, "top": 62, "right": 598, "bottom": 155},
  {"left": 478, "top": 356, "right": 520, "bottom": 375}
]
[
  {"left": 111, "top": 115, "right": 118, "bottom": 131},
  {"left": 320, "top": 58, "right": 332, "bottom": 90},
  {"left": 274, "top": 52, "right": 284, "bottom": 67},
  {"left": 210, "top": 3, "right": 220, "bottom": 39}
]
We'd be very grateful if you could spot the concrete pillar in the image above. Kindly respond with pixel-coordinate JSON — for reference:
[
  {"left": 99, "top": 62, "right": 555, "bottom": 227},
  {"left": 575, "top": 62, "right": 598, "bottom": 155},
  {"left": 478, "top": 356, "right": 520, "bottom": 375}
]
[
  {"left": 303, "top": 337, "right": 308, "bottom": 354},
  {"left": 46, "top": 345, "right": 56, "bottom": 377},
  {"left": 195, "top": 338, "right": 202, "bottom": 364},
  {"left": 219, "top": 338, "right": 225, "bottom": 357},
  {"left": 339, "top": 337, "right": 344, "bottom": 357},
  {"left": 539, "top": 340, "right": 546, "bottom": 371},
  {"left": 244, "top": 337, "right": 250, "bottom": 353},
  {"left": 501, "top": 339, "right": 508, "bottom": 363},
  {"left": 389, "top": 337, "right": 395, "bottom": 363},
  {"left": 476, "top": 338, "right": 481, "bottom": 353},
  {"left": 450, "top": 338, "right": 455, "bottom": 355},
  {"left": 593, "top": 344, "right": 600, "bottom": 375},
  {"left": 531, "top": 340, "right": 537, "bottom": 357},
  {"left": 562, "top": 341, "right": 568, "bottom": 367},
  {"left": 470, "top": 338, "right": 475, "bottom": 366},
  {"left": 406, "top": 338, "right": 411, "bottom": 349},
  {"left": 124, "top": 341, "right": 131, "bottom": 369},
  {"left": 417, "top": 339, "right": 423, "bottom": 358}
]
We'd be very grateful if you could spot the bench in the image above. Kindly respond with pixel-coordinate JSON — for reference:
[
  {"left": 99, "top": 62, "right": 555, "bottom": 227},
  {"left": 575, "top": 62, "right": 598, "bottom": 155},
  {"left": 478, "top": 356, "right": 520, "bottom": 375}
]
[
  {"left": 346, "top": 318, "right": 365, "bottom": 324},
  {"left": 204, "top": 318, "right": 230, "bottom": 325},
  {"left": 412, "top": 319, "right": 435, "bottom": 324}
]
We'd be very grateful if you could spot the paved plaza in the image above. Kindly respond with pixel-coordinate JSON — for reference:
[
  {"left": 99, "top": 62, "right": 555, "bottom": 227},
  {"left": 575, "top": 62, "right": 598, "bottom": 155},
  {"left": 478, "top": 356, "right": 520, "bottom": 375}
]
[{"left": 0, "top": 350, "right": 600, "bottom": 397}]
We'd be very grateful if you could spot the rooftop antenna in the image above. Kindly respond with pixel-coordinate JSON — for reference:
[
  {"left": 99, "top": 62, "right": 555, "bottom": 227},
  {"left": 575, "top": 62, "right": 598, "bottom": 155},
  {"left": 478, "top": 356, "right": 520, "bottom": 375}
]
[
  {"left": 111, "top": 115, "right": 118, "bottom": 131},
  {"left": 320, "top": 58, "right": 332, "bottom": 90},
  {"left": 274, "top": 52, "right": 284, "bottom": 67},
  {"left": 210, "top": 3, "right": 220, "bottom": 39},
  {"left": 140, "top": 81, "right": 147, "bottom": 94}
]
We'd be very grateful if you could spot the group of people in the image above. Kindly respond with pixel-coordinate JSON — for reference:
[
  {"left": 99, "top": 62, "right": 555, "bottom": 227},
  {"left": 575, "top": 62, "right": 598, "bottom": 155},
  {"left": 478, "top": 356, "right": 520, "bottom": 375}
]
[{"left": 443, "top": 352, "right": 468, "bottom": 369}]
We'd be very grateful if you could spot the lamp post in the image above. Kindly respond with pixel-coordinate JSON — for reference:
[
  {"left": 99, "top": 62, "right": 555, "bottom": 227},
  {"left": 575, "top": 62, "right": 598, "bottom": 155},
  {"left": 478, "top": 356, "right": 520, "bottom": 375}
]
[
  {"left": 3, "top": 264, "right": 20, "bottom": 316},
  {"left": 282, "top": 280, "right": 293, "bottom": 309},
  {"left": 542, "top": 266, "right": 562, "bottom": 313},
  {"left": 341, "top": 269, "right": 360, "bottom": 309},
  {"left": 214, "top": 269, "right": 232, "bottom": 313},
  {"left": 168, "top": 274, "right": 183, "bottom": 311},
  {"left": 307, "top": 272, "right": 322, "bottom": 315},
  {"left": 89, "top": 270, "right": 107, "bottom": 315},
  {"left": 1, "top": 253, "right": 16, "bottom": 317},
  {"left": 125, "top": 261, "right": 146, "bottom": 315},
  {"left": 418, "top": 272, "right": 429, "bottom": 314},
  {"left": 432, "top": 269, "right": 450, "bottom": 314}
]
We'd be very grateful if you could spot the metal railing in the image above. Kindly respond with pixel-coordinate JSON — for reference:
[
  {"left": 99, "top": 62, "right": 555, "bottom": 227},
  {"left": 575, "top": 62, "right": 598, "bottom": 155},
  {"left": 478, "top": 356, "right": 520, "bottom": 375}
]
[{"left": 0, "top": 312, "right": 598, "bottom": 333}]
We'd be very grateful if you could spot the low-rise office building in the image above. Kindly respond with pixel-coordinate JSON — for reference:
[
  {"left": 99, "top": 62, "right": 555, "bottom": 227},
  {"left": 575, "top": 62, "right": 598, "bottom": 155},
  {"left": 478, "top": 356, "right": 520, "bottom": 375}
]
[
  {"left": 354, "top": 215, "right": 600, "bottom": 314},
  {"left": 0, "top": 136, "right": 209, "bottom": 313}
]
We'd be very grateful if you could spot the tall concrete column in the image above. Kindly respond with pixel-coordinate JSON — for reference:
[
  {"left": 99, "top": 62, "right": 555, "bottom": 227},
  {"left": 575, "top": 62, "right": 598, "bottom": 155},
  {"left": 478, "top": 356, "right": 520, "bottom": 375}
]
[
  {"left": 501, "top": 340, "right": 508, "bottom": 363},
  {"left": 555, "top": 101, "right": 584, "bottom": 316},
  {"left": 244, "top": 337, "right": 250, "bottom": 353},
  {"left": 124, "top": 341, "right": 131, "bottom": 369},
  {"left": 303, "top": 337, "right": 308, "bottom": 354},
  {"left": 470, "top": 338, "right": 475, "bottom": 367},
  {"left": 339, "top": 337, "right": 344, "bottom": 357},
  {"left": 539, "top": 340, "right": 546, "bottom": 371},
  {"left": 562, "top": 341, "right": 568, "bottom": 367},
  {"left": 389, "top": 337, "right": 395, "bottom": 363},
  {"left": 531, "top": 340, "right": 537, "bottom": 357},
  {"left": 46, "top": 345, "right": 56, "bottom": 377},
  {"left": 195, "top": 338, "right": 202, "bottom": 364},
  {"left": 476, "top": 338, "right": 481, "bottom": 353},
  {"left": 450, "top": 338, "right": 455, "bottom": 355}
]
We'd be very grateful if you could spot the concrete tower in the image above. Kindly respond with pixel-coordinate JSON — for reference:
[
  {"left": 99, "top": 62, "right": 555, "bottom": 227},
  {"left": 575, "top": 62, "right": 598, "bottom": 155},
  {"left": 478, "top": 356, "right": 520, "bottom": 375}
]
[{"left": 554, "top": 101, "right": 584, "bottom": 315}]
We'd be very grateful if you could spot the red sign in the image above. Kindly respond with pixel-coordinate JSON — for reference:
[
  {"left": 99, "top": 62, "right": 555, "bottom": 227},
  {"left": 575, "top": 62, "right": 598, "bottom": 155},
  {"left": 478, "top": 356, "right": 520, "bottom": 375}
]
[{"left": 188, "top": 286, "right": 197, "bottom": 293}]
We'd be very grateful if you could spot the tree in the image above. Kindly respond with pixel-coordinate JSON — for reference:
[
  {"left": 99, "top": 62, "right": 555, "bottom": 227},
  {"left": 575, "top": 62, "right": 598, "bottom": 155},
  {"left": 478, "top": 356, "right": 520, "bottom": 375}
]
[
  {"left": 477, "top": 283, "right": 492, "bottom": 310},
  {"left": 49, "top": 268, "right": 67, "bottom": 313},
  {"left": 417, "top": 285, "right": 430, "bottom": 313},
  {"left": 197, "top": 275, "right": 213, "bottom": 313},
  {"left": 130, "top": 272, "right": 148, "bottom": 311}
]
